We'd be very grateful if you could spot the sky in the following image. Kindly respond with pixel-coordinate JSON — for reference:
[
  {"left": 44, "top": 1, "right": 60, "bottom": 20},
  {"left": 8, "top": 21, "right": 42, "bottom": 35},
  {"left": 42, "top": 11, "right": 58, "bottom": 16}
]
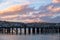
[
  {"left": 0, "top": 0, "right": 60, "bottom": 23},
  {"left": 0, "top": 0, "right": 51, "bottom": 10}
]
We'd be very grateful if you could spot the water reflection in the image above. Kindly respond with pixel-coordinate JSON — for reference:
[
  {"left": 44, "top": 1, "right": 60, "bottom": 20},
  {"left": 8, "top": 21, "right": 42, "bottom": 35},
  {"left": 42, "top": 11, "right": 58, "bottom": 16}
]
[{"left": 0, "top": 34, "right": 60, "bottom": 40}]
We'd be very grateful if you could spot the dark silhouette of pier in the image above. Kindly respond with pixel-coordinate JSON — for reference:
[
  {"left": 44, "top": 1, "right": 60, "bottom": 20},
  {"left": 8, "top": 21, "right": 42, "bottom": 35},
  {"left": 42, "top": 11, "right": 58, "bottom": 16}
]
[
  {"left": 0, "top": 21, "right": 60, "bottom": 35},
  {"left": 0, "top": 25, "right": 60, "bottom": 35}
]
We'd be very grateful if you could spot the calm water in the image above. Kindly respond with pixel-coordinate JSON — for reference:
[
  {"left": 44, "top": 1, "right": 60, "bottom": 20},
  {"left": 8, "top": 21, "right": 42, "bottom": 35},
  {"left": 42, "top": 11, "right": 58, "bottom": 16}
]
[{"left": 0, "top": 34, "right": 60, "bottom": 40}]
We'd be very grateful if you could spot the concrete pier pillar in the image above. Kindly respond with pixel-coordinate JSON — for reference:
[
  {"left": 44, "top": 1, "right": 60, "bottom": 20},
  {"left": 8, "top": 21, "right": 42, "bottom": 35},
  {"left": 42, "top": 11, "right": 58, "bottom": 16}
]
[
  {"left": 32, "top": 28, "right": 35, "bottom": 34},
  {"left": 39, "top": 28, "right": 41, "bottom": 33},
  {"left": 57, "top": 28, "right": 59, "bottom": 33},
  {"left": 28, "top": 28, "right": 31, "bottom": 34},
  {"left": 16, "top": 28, "right": 18, "bottom": 34},
  {"left": 36, "top": 28, "right": 39, "bottom": 34},
  {"left": 20, "top": 28, "right": 22, "bottom": 35},
  {"left": 7, "top": 28, "right": 10, "bottom": 34},
  {"left": 2, "top": 28, "right": 3, "bottom": 34},
  {"left": 55, "top": 28, "right": 57, "bottom": 33},
  {"left": 43, "top": 28, "right": 45, "bottom": 33},
  {"left": 53, "top": 28, "right": 56, "bottom": 33},
  {"left": 41, "top": 28, "right": 43, "bottom": 33},
  {"left": 12, "top": 28, "right": 13, "bottom": 34},
  {"left": 24, "top": 28, "right": 26, "bottom": 35},
  {"left": 59, "top": 28, "right": 60, "bottom": 33}
]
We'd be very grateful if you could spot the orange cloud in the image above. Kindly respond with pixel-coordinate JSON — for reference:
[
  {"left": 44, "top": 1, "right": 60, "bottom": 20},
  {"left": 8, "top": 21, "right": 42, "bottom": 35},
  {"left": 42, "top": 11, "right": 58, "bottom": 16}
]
[
  {"left": 3, "top": 19, "right": 43, "bottom": 23},
  {"left": 52, "top": 0, "right": 60, "bottom": 3},
  {"left": 0, "top": 4, "right": 28, "bottom": 14},
  {"left": 39, "top": 14, "right": 53, "bottom": 17},
  {"left": 47, "top": 6, "right": 60, "bottom": 12},
  {"left": 1, "top": 15, "right": 18, "bottom": 19},
  {"left": 0, "top": 3, "right": 55, "bottom": 23},
  {"left": 23, "top": 19, "right": 43, "bottom": 23}
]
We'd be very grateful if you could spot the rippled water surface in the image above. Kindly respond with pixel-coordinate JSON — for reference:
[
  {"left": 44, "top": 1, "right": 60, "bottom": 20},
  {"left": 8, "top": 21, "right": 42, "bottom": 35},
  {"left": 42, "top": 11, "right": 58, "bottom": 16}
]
[{"left": 0, "top": 34, "right": 60, "bottom": 40}]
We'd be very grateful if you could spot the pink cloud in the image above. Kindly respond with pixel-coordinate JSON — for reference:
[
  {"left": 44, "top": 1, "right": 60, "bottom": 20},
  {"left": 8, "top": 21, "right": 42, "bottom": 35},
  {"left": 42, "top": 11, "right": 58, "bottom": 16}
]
[
  {"left": 47, "top": 6, "right": 60, "bottom": 12},
  {"left": 0, "top": 4, "right": 28, "bottom": 14},
  {"left": 0, "top": 1, "right": 60, "bottom": 23},
  {"left": 52, "top": 0, "right": 60, "bottom": 3},
  {"left": 22, "top": 19, "right": 43, "bottom": 23}
]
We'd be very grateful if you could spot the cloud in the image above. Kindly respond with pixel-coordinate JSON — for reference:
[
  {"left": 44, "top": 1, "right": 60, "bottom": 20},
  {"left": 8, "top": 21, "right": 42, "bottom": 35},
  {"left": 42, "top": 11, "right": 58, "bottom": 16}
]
[
  {"left": 52, "top": 0, "right": 60, "bottom": 3},
  {"left": 0, "top": 3, "right": 46, "bottom": 23},
  {"left": 37, "top": 2, "right": 60, "bottom": 23},
  {"left": 0, "top": 0, "right": 50, "bottom": 11},
  {"left": 0, "top": 4, "right": 28, "bottom": 15},
  {"left": 47, "top": 6, "right": 60, "bottom": 12},
  {"left": 0, "top": 3, "right": 58, "bottom": 23},
  {"left": 22, "top": 19, "right": 42, "bottom": 23},
  {"left": 0, "top": 0, "right": 60, "bottom": 23},
  {"left": 0, "top": 4, "right": 42, "bottom": 23},
  {"left": 0, "top": 15, "right": 18, "bottom": 19},
  {"left": 0, "top": 0, "right": 30, "bottom": 10}
]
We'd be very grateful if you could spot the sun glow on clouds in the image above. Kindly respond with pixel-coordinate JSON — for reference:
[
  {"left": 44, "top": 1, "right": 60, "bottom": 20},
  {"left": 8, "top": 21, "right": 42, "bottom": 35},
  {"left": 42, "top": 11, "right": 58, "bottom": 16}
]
[
  {"left": 0, "top": 4, "right": 29, "bottom": 15},
  {"left": 0, "top": 0, "right": 30, "bottom": 10},
  {"left": 1, "top": 15, "right": 18, "bottom": 19},
  {"left": 48, "top": 6, "right": 60, "bottom": 12},
  {"left": 52, "top": 0, "right": 60, "bottom": 3},
  {"left": 0, "top": 4, "right": 28, "bottom": 12},
  {"left": 0, "top": 0, "right": 60, "bottom": 23}
]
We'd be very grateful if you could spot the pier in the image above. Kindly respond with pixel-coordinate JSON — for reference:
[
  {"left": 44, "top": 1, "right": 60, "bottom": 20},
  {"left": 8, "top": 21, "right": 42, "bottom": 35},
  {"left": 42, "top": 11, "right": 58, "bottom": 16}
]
[{"left": 0, "top": 25, "right": 60, "bottom": 35}]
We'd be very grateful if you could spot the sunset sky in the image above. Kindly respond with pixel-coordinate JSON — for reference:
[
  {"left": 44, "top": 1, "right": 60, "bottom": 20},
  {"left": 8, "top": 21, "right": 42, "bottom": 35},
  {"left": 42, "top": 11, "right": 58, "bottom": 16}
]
[{"left": 0, "top": 0, "right": 60, "bottom": 23}]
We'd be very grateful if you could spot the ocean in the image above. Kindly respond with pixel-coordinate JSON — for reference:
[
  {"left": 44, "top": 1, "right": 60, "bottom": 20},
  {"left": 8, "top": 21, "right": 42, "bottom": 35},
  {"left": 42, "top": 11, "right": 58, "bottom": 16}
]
[{"left": 0, "top": 33, "right": 60, "bottom": 40}]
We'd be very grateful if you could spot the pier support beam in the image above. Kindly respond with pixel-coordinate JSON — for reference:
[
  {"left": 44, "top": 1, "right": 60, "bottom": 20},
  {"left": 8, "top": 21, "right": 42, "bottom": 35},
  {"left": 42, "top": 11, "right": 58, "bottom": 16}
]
[
  {"left": 54, "top": 28, "right": 57, "bottom": 33},
  {"left": 59, "top": 28, "right": 60, "bottom": 33},
  {"left": 7, "top": 28, "right": 10, "bottom": 34},
  {"left": 1, "top": 28, "right": 3, "bottom": 34},
  {"left": 39, "top": 28, "right": 41, "bottom": 33},
  {"left": 32, "top": 28, "right": 35, "bottom": 34},
  {"left": 36, "top": 28, "right": 39, "bottom": 34},
  {"left": 24, "top": 28, "right": 26, "bottom": 35},
  {"left": 16, "top": 28, "right": 18, "bottom": 34},
  {"left": 28, "top": 28, "right": 31, "bottom": 34},
  {"left": 20, "top": 28, "right": 22, "bottom": 35},
  {"left": 57, "top": 28, "right": 59, "bottom": 33},
  {"left": 12, "top": 28, "right": 13, "bottom": 34},
  {"left": 41, "top": 28, "right": 43, "bottom": 33}
]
